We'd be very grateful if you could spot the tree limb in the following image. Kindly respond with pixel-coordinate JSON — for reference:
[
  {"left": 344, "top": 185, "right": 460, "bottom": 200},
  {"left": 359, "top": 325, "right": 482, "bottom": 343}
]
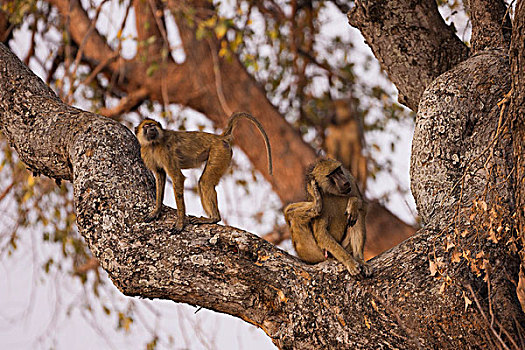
[
  {"left": 348, "top": 0, "right": 469, "bottom": 110},
  {"left": 42, "top": 0, "right": 416, "bottom": 265},
  {"left": 465, "top": 0, "right": 511, "bottom": 52}
]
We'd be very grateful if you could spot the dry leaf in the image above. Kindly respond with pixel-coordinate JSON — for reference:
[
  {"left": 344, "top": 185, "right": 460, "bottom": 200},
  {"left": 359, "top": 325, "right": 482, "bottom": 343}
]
[
  {"left": 451, "top": 250, "right": 461, "bottom": 263},
  {"left": 364, "top": 315, "right": 371, "bottom": 329}
]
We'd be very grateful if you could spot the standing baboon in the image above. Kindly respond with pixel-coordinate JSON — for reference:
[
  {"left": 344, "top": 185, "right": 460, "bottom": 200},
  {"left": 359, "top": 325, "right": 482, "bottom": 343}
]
[
  {"left": 135, "top": 112, "right": 272, "bottom": 231},
  {"left": 284, "top": 158, "right": 371, "bottom": 276}
]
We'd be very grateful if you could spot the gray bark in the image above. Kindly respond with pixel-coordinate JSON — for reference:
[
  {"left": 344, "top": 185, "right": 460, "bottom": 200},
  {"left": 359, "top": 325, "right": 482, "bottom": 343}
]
[
  {"left": 465, "top": 0, "right": 511, "bottom": 52},
  {"left": 1, "top": 32, "right": 524, "bottom": 349},
  {"left": 348, "top": 0, "right": 469, "bottom": 110}
]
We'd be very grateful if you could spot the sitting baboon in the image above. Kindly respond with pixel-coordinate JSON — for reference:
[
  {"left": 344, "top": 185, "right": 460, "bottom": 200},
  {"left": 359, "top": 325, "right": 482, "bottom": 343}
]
[{"left": 284, "top": 158, "right": 371, "bottom": 276}]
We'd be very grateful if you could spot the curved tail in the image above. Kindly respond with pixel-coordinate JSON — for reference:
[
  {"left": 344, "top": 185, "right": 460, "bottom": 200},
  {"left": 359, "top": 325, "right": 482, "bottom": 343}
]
[{"left": 222, "top": 112, "right": 273, "bottom": 175}]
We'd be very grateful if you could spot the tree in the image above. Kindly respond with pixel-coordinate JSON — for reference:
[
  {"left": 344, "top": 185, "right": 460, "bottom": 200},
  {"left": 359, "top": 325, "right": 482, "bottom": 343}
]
[
  {"left": 1, "top": 0, "right": 524, "bottom": 349},
  {"left": 0, "top": 1, "right": 415, "bottom": 345}
]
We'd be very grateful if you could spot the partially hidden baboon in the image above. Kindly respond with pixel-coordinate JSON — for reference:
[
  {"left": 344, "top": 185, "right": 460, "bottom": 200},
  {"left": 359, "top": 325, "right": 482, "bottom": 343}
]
[
  {"left": 325, "top": 99, "right": 368, "bottom": 192},
  {"left": 284, "top": 158, "right": 371, "bottom": 276},
  {"left": 135, "top": 111, "right": 272, "bottom": 231}
]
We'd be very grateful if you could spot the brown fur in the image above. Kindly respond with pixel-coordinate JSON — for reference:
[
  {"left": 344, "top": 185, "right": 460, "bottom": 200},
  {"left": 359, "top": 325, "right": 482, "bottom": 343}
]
[
  {"left": 284, "top": 159, "right": 371, "bottom": 276},
  {"left": 325, "top": 99, "right": 367, "bottom": 191},
  {"left": 135, "top": 112, "right": 272, "bottom": 231}
]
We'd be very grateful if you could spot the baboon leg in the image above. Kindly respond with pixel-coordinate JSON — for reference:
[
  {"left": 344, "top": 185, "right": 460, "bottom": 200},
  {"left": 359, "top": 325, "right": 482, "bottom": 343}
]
[
  {"left": 342, "top": 202, "right": 372, "bottom": 276},
  {"left": 192, "top": 143, "right": 232, "bottom": 224},
  {"left": 284, "top": 201, "right": 325, "bottom": 263},
  {"left": 167, "top": 167, "right": 186, "bottom": 231},
  {"left": 145, "top": 169, "right": 166, "bottom": 222},
  {"left": 312, "top": 218, "right": 361, "bottom": 275}
]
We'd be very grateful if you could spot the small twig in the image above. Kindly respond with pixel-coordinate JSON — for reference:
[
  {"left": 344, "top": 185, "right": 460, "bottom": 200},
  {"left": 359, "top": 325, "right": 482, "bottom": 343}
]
[
  {"left": 487, "top": 271, "right": 494, "bottom": 326},
  {"left": 147, "top": 0, "right": 171, "bottom": 53},
  {"left": 81, "top": 52, "right": 120, "bottom": 86},
  {"left": 0, "top": 180, "right": 15, "bottom": 202},
  {"left": 207, "top": 38, "right": 232, "bottom": 116},
  {"left": 68, "top": 0, "right": 110, "bottom": 101},
  {"left": 466, "top": 284, "right": 511, "bottom": 350},
  {"left": 23, "top": 19, "right": 37, "bottom": 65},
  {"left": 73, "top": 256, "right": 99, "bottom": 274},
  {"left": 99, "top": 87, "right": 149, "bottom": 119}
]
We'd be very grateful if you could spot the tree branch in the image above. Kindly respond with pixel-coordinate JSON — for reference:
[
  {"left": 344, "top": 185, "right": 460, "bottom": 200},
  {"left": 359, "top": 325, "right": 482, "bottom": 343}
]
[
  {"left": 40, "top": 0, "right": 412, "bottom": 251},
  {"left": 465, "top": 0, "right": 511, "bottom": 52},
  {"left": 348, "top": 0, "right": 469, "bottom": 110},
  {"left": 43, "top": 0, "right": 416, "bottom": 260},
  {"left": 99, "top": 87, "right": 150, "bottom": 118}
]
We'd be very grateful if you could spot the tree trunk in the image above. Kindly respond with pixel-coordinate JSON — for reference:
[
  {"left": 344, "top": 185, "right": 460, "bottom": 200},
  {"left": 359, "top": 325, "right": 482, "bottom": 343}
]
[
  {"left": 348, "top": 0, "right": 469, "bottom": 110},
  {"left": 1, "top": 31, "right": 524, "bottom": 350},
  {"left": 509, "top": 0, "right": 525, "bottom": 313}
]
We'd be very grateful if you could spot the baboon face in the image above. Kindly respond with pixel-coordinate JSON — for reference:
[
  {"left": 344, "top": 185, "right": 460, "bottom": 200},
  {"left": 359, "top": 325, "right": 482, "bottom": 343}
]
[
  {"left": 136, "top": 119, "right": 163, "bottom": 144},
  {"left": 311, "top": 159, "right": 353, "bottom": 196},
  {"left": 328, "top": 166, "right": 352, "bottom": 195}
]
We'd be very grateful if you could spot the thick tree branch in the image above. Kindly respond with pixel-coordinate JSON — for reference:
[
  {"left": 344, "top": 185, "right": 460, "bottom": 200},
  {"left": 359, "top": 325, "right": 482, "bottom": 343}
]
[
  {"left": 348, "top": 0, "right": 469, "bottom": 110},
  {"left": 411, "top": 49, "right": 524, "bottom": 336},
  {"left": 466, "top": 0, "right": 511, "bottom": 52}
]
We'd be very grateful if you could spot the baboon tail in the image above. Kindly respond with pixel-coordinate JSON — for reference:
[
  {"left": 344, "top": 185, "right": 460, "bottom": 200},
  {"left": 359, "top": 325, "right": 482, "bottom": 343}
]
[{"left": 222, "top": 112, "right": 273, "bottom": 175}]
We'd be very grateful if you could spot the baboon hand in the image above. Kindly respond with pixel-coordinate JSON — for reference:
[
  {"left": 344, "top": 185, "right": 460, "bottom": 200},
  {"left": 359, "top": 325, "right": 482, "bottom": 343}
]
[
  {"left": 345, "top": 198, "right": 359, "bottom": 227},
  {"left": 343, "top": 258, "right": 361, "bottom": 276}
]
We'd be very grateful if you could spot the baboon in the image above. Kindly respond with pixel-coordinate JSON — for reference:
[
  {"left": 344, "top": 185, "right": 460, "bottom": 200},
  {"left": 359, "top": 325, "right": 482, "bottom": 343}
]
[
  {"left": 284, "top": 158, "right": 371, "bottom": 276},
  {"left": 135, "top": 111, "right": 272, "bottom": 231},
  {"left": 325, "top": 99, "right": 367, "bottom": 191}
]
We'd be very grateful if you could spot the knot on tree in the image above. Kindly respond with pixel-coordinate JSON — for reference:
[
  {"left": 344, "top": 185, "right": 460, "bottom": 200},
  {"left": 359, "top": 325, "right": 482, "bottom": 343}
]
[{"left": 410, "top": 52, "right": 513, "bottom": 228}]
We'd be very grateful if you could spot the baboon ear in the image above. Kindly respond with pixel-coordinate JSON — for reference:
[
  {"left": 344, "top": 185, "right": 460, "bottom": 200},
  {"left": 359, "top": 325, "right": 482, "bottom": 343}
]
[{"left": 134, "top": 125, "right": 139, "bottom": 134}]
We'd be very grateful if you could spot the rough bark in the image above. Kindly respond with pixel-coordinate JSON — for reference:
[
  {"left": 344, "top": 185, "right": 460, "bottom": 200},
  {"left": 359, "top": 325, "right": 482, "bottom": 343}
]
[
  {"left": 509, "top": 0, "right": 525, "bottom": 313},
  {"left": 466, "top": 0, "right": 511, "bottom": 52},
  {"left": 348, "top": 0, "right": 469, "bottom": 110},
  {"left": 411, "top": 51, "right": 524, "bottom": 335},
  {"left": 1, "top": 35, "right": 524, "bottom": 350},
  {"left": 350, "top": 0, "right": 525, "bottom": 329}
]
